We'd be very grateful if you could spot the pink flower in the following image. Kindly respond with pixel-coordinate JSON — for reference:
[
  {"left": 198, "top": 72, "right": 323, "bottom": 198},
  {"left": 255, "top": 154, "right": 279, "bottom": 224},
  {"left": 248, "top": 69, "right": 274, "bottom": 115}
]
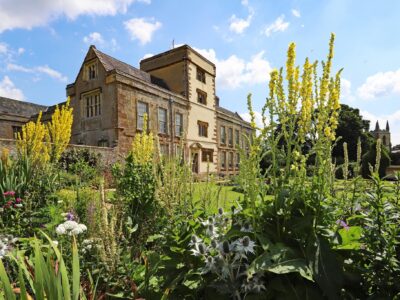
[
  {"left": 15, "top": 198, "right": 22, "bottom": 203},
  {"left": 3, "top": 191, "right": 15, "bottom": 197}
]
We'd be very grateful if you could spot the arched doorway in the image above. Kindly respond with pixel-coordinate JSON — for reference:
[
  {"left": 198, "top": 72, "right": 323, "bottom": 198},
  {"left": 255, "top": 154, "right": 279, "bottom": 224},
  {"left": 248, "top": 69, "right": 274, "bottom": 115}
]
[{"left": 190, "top": 143, "right": 202, "bottom": 174}]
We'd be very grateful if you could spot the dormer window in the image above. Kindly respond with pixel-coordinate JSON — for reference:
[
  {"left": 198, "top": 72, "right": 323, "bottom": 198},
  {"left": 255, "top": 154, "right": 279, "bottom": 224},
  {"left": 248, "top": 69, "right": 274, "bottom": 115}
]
[{"left": 86, "top": 62, "right": 97, "bottom": 80}]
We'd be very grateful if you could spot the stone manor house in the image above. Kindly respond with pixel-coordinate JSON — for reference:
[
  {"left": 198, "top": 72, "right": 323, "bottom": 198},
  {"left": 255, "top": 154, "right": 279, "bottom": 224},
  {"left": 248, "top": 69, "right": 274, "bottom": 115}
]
[{"left": 0, "top": 45, "right": 253, "bottom": 177}]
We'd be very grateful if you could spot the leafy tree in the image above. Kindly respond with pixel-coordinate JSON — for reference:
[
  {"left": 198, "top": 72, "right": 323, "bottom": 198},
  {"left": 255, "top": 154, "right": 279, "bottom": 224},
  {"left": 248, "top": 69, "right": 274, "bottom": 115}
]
[
  {"left": 361, "top": 140, "right": 390, "bottom": 178},
  {"left": 333, "top": 104, "right": 373, "bottom": 162}
]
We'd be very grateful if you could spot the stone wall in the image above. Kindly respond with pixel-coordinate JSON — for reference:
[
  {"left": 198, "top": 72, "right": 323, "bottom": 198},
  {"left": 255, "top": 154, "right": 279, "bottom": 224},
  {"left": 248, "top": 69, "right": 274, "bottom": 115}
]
[{"left": 0, "top": 138, "right": 119, "bottom": 166}]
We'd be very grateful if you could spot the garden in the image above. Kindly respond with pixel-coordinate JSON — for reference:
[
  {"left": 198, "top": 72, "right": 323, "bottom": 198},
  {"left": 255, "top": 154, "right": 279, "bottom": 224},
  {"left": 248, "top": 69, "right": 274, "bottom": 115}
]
[{"left": 1, "top": 34, "right": 399, "bottom": 299}]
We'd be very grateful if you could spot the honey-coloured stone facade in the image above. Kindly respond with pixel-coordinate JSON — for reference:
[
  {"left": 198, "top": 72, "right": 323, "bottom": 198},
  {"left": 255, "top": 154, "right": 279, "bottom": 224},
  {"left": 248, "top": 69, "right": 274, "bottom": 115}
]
[{"left": 0, "top": 44, "right": 253, "bottom": 177}]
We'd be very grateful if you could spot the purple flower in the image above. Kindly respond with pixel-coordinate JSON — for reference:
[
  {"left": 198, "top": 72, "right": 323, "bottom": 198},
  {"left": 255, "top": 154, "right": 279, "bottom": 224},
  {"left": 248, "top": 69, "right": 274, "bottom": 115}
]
[
  {"left": 15, "top": 198, "right": 22, "bottom": 204},
  {"left": 66, "top": 212, "right": 75, "bottom": 221},
  {"left": 336, "top": 220, "right": 350, "bottom": 230}
]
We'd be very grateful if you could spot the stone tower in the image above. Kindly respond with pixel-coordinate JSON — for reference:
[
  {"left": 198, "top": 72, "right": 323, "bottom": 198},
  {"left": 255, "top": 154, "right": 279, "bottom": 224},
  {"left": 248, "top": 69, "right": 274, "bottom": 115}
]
[{"left": 371, "top": 120, "right": 391, "bottom": 150}]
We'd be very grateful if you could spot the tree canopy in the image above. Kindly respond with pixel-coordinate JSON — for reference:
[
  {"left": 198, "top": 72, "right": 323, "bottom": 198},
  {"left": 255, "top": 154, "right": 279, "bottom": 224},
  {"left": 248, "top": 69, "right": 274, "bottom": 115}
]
[{"left": 332, "top": 104, "right": 374, "bottom": 162}]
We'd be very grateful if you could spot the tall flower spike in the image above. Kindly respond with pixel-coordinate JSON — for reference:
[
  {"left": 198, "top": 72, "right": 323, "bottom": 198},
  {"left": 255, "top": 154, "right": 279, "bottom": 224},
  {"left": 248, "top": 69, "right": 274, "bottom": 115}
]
[
  {"left": 343, "top": 142, "right": 349, "bottom": 180},
  {"left": 247, "top": 93, "right": 257, "bottom": 130}
]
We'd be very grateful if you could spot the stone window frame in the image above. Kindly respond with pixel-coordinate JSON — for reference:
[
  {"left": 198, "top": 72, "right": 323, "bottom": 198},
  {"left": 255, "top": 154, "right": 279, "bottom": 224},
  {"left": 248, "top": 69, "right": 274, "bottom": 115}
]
[
  {"left": 98, "top": 138, "right": 109, "bottom": 147},
  {"left": 228, "top": 152, "right": 234, "bottom": 169},
  {"left": 84, "top": 60, "right": 98, "bottom": 81},
  {"left": 202, "top": 148, "right": 214, "bottom": 163},
  {"left": 228, "top": 127, "right": 233, "bottom": 147},
  {"left": 220, "top": 151, "right": 226, "bottom": 170},
  {"left": 220, "top": 126, "right": 226, "bottom": 145},
  {"left": 197, "top": 89, "right": 207, "bottom": 105},
  {"left": 137, "top": 101, "right": 149, "bottom": 131},
  {"left": 158, "top": 107, "right": 168, "bottom": 135},
  {"left": 12, "top": 125, "right": 22, "bottom": 139},
  {"left": 175, "top": 144, "right": 182, "bottom": 157},
  {"left": 160, "top": 143, "right": 169, "bottom": 157},
  {"left": 82, "top": 89, "right": 102, "bottom": 119},
  {"left": 198, "top": 120, "right": 208, "bottom": 138},
  {"left": 196, "top": 67, "right": 206, "bottom": 83},
  {"left": 175, "top": 112, "right": 183, "bottom": 137},
  {"left": 235, "top": 129, "right": 240, "bottom": 147}
]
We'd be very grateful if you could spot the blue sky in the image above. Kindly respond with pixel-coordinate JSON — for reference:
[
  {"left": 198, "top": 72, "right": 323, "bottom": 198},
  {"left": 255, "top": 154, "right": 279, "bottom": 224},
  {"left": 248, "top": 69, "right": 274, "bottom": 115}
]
[{"left": 1, "top": 0, "right": 400, "bottom": 143}]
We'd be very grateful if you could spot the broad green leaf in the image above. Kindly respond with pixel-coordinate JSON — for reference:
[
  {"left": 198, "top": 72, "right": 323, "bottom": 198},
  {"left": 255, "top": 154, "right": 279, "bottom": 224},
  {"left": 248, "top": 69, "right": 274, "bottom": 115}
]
[
  {"left": 335, "top": 226, "right": 362, "bottom": 250},
  {"left": 249, "top": 242, "right": 313, "bottom": 281}
]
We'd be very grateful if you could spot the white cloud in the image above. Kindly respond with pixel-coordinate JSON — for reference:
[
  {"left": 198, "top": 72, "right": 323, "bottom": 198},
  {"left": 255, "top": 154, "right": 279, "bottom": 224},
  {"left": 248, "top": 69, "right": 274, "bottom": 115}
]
[
  {"left": 0, "top": 76, "right": 24, "bottom": 100},
  {"left": 110, "top": 38, "right": 118, "bottom": 51},
  {"left": 340, "top": 78, "right": 356, "bottom": 102},
  {"left": 124, "top": 17, "right": 162, "bottom": 45},
  {"left": 263, "top": 15, "right": 290, "bottom": 37},
  {"left": 83, "top": 32, "right": 118, "bottom": 50},
  {"left": 7, "top": 63, "right": 32, "bottom": 73},
  {"left": 83, "top": 32, "right": 104, "bottom": 45},
  {"left": 241, "top": 0, "right": 249, "bottom": 6},
  {"left": 142, "top": 53, "right": 154, "bottom": 60},
  {"left": 0, "top": 43, "right": 8, "bottom": 55},
  {"left": 195, "top": 48, "right": 273, "bottom": 89},
  {"left": 291, "top": 9, "right": 301, "bottom": 18},
  {"left": 7, "top": 63, "right": 68, "bottom": 82},
  {"left": 229, "top": 10, "right": 253, "bottom": 34},
  {"left": 17, "top": 47, "right": 25, "bottom": 55},
  {"left": 357, "top": 69, "right": 400, "bottom": 100},
  {"left": 36, "top": 65, "right": 68, "bottom": 82},
  {"left": 0, "top": 0, "right": 150, "bottom": 33}
]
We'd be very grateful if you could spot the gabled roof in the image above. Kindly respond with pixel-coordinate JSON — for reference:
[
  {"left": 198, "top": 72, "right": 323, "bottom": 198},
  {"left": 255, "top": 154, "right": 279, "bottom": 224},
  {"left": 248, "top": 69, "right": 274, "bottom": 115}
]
[
  {"left": 216, "top": 106, "right": 252, "bottom": 127},
  {"left": 217, "top": 106, "right": 243, "bottom": 120},
  {"left": 0, "top": 96, "right": 47, "bottom": 118},
  {"left": 91, "top": 46, "right": 170, "bottom": 90},
  {"left": 31, "top": 101, "right": 66, "bottom": 122}
]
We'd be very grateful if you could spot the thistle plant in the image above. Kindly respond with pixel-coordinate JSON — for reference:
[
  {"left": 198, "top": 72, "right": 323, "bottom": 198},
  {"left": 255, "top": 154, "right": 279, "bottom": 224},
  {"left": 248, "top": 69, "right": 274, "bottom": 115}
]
[
  {"left": 0, "top": 234, "right": 17, "bottom": 258},
  {"left": 189, "top": 207, "right": 263, "bottom": 299}
]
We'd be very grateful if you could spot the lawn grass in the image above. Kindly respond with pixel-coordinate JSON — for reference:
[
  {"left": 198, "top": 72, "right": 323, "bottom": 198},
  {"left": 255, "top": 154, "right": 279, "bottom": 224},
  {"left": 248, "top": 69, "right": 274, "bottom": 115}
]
[{"left": 191, "top": 182, "right": 243, "bottom": 213}]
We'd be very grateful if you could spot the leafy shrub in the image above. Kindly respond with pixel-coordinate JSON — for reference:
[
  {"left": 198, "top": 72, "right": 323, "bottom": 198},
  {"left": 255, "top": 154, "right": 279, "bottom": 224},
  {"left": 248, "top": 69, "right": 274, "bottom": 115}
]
[
  {"left": 0, "top": 233, "right": 83, "bottom": 300},
  {"left": 361, "top": 140, "right": 390, "bottom": 178},
  {"left": 59, "top": 148, "right": 101, "bottom": 171}
]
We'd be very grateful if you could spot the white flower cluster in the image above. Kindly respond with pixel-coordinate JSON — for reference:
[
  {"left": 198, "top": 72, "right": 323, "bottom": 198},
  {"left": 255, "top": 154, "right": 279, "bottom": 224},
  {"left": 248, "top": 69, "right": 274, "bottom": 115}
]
[
  {"left": 0, "top": 235, "right": 17, "bottom": 258},
  {"left": 56, "top": 220, "right": 87, "bottom": 236},
  {"left": 189, "top": 207, "right": 264, "bottom": 296},
  {"left": 81, "top": 238, "right": 101, "bottom": 254}
]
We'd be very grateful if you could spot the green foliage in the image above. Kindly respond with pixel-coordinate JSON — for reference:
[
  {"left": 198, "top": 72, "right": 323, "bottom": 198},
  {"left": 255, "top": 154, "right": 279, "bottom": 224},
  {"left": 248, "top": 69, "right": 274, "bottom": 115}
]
[
  {"left": 113, "top": 153, "right": 161, "bottom": 252},
  {"left": 2, "top": 34, "right": 400, "bottom": 300},
  {"left": 333, "top": 104, "right": 373, "bottom": 162},
  {"left": 361, "top": 140, "right": 390, "bottom": 178},
  {"left": 0, "top": 233, "right": 83, "bottom": 300},
  {"left": 0, "top": 155, "right": 31, "bottom": 202},
  {"left": 59, "top": 148, "right": 102, "bottom": 187},
  {"left": 59, "top": 148, "right": 101, "bottom": 171}
]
